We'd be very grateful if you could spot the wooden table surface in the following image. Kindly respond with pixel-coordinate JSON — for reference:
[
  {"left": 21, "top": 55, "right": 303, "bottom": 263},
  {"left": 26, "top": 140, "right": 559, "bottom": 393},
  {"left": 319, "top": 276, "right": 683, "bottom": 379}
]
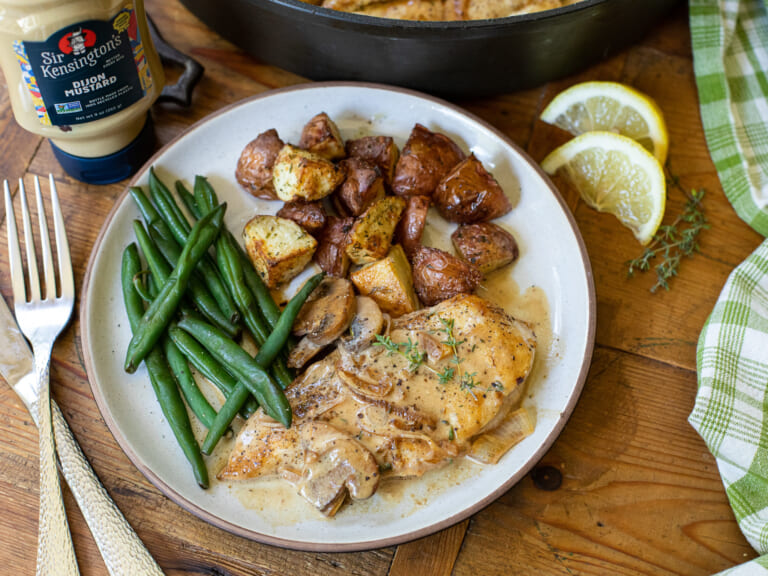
[{"left": 0, "top": 2, "right": 762, "bottom": 575}]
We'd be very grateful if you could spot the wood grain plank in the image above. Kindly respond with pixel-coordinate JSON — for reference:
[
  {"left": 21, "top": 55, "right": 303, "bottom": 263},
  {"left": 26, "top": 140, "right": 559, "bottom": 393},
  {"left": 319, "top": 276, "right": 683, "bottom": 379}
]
[
  {"left": 0, "top": 3, "right": 757, "bottom": 576},
  {"left": 460, "top": 88, "right": 547, "bottom": 152},
  {"left": 389, "top": 520, "right": 470, "bottom": 576},
  {"left": 452, "top": 348, "right": 755, "bottom": 576}
]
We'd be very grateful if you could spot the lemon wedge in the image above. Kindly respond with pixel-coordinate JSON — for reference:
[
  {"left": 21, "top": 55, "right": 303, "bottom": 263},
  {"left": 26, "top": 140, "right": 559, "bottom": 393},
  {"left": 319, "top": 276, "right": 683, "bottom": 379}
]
[
  {"left": 541, "top": 131, "right": 666, "bottom": 245},
  {"left": 540, "top": 81, "right": 668, "bottom": 164}
]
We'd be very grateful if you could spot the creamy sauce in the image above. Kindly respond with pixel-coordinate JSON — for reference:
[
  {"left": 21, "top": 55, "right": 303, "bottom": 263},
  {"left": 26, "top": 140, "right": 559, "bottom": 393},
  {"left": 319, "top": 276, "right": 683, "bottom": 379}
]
[
  {"left": 478, "top": 271, "right": 554, "bottom": 401},
  {"left": 226, "top": 455, "right": 483, "bottom": 526},
  {"left": 217, "top": 277, "right": 552, "bottom": 521}
]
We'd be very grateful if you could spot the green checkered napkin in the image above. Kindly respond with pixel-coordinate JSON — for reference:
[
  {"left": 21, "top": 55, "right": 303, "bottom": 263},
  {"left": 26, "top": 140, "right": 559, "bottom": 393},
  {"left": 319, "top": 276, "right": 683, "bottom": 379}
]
[
  {"left": 692, "top": 240, "right": 768, "bottom": 575},
  {"left": 690, "top": 0, "right": 768, "bottom": 237},
  {"left": 690, "top": 2, "right": 768, "bottom": 573}
]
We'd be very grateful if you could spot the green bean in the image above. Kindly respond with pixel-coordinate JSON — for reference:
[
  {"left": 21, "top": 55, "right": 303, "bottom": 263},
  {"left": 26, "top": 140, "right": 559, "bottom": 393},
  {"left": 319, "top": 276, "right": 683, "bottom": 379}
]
[
  {"left": 130, "top": 188, "right": 239, "bottom": 338},
  {"left": 121, "top": 244, "right": 209, "bottom": 489},
  {"left": 217, "top": 235, "right": 269, "bottom": 344},
  {"left": 223, "top": 233, "right": 296, "bottom": 385},
  {"left": 176, "top": 315, "right": 291, "bottom": 428},
  {"left": 257, "top": 272, "right": 323, "bottom": 364},
  {"left": 192, "top": 177, "right": 293, "bottom": 385},
  {"left": 240, "top": 247, "right": 282, "bottom": 330},
  {"left": 131, "top": 271, "right": 152, "bottom": 303},
  {"left": 139, "top": 271, "right": 218, "bottom": 430},
  {"left": 149, "top": 167, "right": 191, "bottom": 237},
  {"left": 194, "top": 175, "right": 217, "bottom": 214},
  {"left": 168, "top": 326, "right": 258, "bottom": 419},
  {"left": 147, "top": 225, "right": 239, "bottom": 339},
  {"left": 169, "top": 326, "right": 235, "bottom": 395},
  {"left": 148, "top": 169, "right": 239, "bottom": 323},
  {"left": 124, "top": 204, "right": 225, "bottom": 373},
  {"left": 162, "top": 335, "right": 217, "bottom": 429},
  {"left": 201, "top": 385, "right": 250, "bottom": 455},
  {"left": 189, "top": 176, "right": 285, "bottom": 332},
  {"left": 201, "top": 272, "right": 324, "bottom": 454},
  {"left": 176, "top": 181, "right": 200, "bottom": 219}
]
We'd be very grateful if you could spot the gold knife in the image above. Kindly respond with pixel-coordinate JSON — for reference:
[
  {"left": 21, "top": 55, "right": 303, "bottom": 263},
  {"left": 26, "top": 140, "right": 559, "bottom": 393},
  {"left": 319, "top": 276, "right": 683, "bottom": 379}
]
[{"left": 0, "top": 292, "right": 165, "bottom": 576}]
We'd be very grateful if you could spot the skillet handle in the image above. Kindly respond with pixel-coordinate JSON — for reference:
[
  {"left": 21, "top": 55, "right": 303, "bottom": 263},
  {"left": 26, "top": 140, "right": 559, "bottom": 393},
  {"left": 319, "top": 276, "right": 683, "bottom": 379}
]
[{"left": 147, "top": 14, "right": 204, "bottom": 107}]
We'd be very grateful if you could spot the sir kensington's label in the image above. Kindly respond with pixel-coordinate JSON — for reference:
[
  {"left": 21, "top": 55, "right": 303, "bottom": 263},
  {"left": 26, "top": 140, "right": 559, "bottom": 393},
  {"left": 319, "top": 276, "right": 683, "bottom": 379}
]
[{"left": 13, "top": 8, "right": 153, "bottom": 127}]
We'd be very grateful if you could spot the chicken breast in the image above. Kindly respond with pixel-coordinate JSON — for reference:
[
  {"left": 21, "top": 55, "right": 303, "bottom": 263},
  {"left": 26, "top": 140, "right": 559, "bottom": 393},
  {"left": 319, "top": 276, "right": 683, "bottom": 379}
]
[{"left": 220, "top": 294, "right": 536, "bottom": 514}]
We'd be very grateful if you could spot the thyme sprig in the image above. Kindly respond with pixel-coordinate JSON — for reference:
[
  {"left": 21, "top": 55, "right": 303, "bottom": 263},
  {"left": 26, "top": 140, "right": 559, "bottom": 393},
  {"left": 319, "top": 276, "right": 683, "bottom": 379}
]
[
  {"left": 374, "top": 316, "right": 481, "bottom": 395},
  {"left": 438, "top": 317, "right": 480, "bottom": 396},
  {"left": 374, "top": 334, "right": 454, "bottom": 383},
  {"left": 626, "top": 171, "right": 708, "bottom": 293}
]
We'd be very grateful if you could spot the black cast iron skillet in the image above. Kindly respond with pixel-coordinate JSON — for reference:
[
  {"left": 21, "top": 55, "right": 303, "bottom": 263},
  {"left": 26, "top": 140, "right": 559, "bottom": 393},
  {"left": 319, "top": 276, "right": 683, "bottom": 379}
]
[{"left": 181, "top": 0, "right": 682, "bottom": 97}]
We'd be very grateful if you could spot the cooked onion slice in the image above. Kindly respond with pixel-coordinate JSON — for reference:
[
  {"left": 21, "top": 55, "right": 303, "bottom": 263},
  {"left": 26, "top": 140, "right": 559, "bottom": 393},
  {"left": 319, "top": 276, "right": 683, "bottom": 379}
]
[{"left": 468, "top": 407, "right": 535, "bottom": 465}]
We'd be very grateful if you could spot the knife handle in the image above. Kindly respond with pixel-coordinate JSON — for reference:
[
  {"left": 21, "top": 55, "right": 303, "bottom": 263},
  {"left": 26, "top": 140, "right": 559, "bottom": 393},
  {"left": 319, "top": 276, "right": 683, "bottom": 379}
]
[
  {"left": 36, "top": 352, "right": 79, "bottom": 576},
  {"left": 51, "top": 400, "right": 165, "bottom": 576}
]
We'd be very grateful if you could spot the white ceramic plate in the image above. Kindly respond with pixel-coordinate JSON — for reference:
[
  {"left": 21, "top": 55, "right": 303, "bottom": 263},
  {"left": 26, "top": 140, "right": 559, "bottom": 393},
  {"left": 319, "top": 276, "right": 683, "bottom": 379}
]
[{"left": 81, "top": 83, "right": 595, "bottom": 552}]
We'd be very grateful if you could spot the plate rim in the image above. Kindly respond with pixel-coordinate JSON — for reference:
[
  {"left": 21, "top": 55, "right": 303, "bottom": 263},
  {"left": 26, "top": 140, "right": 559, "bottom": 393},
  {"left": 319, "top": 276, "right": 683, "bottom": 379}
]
[{"left": 80, "top": 80, "right": 596, "bottom": 552}]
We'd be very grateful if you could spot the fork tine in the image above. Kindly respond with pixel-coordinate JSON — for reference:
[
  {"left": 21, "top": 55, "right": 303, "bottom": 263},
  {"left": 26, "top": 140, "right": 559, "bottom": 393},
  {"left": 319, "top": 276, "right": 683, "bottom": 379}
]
[
  {"left": 34, "top": 175, "right": 56, "bottom": 300},
  {"left": 19, "top": 178, "right": 41, "bottom": 303},
  {"left": 49, "top": 174, "right": 73, "bottom": 300},
  {"left": 4, "top": 180, "right": 26, "bottom": 305}
]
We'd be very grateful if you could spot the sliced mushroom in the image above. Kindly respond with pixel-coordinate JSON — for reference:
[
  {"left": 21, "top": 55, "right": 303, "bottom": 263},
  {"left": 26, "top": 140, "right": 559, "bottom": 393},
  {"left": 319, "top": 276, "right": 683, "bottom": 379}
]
[
  {"left": 289, "top": 278, "right": 356, "bottom": 368},
  {"left": 342, "top": 296, "right": 384, "bottom": 353},
  {"left": 292, "top": 421, "right": 380, "bottom": 516},
  {"left": 293, "top": 278, "right": 356, "bottom": 343},
  {"left": 287, "top": 337, "right": 327, "bottom": 370}
]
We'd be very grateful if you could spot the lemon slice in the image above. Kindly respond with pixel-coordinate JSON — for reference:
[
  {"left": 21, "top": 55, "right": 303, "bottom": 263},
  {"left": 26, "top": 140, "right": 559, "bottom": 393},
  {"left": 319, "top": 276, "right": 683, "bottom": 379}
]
[
  {"left": 541, "top": 81, "right": 668, "bottom": 164},
  {"left": 541, "top": 131, "right": 666, "bottom": 245}
]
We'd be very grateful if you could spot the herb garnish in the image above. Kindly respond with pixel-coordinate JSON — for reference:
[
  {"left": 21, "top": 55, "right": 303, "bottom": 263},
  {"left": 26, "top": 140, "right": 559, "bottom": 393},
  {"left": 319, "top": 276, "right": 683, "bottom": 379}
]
[
  {"left": 626, "top": 171, "right": 708, "bottom": 293},
  {"left": 460, "top": 371, "right": 479, "bottom": 398},
  {"left": 374, "top": 316, "right": 485, "bottom": 396}
]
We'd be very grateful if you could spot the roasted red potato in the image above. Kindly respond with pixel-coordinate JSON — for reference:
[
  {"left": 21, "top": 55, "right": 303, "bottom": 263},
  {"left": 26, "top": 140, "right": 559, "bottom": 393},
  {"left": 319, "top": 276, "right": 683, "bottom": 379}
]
[
  {"left": 314, "top": 216, "right": 355, "bottom": 277},
  {"left": 235, "top": 129, "right": 283, "bottom": 200},
  {"left": 451, "top": 222, "right": 519, "bottom": 274},
  {"left": 433, "top": 154, "right": 512, "bottom": 223},
  {"left": 350, "top": 244, "right": 420, "bottom": 317},
  {"left": 391, "top": 124, "right": 465, "bottom": 197},
  {"left": 394, "top": 195, "right": 431, "bottom": 258},
  {"left": 411, "top": 245, "right": 482, "bottom": 306},
  {"left": 346, "top": 196, "right": 407, "bottom": 265},
  {"left": 299, "top": 112, "right": 346, "bottom": 161},
  {"left": 272, "top": 144, "right": 346, "bottom": 202},
  {"left": 336, "top": 157, "right": 386, "bottom": 216},
  {"left": 276, "top": 200, "right": 328, "bottom": 236},
  {"left": 345, "top": 135, "right": 399, "bottom": 188},
  {"left": 243, "top": 215, "right": 317, "bottom": 288}
]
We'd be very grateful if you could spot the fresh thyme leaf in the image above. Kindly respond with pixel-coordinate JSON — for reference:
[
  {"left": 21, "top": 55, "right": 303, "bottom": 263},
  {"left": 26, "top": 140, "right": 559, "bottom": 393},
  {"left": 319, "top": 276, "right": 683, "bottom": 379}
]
[
  {"left": 460, "top": 371, "right": 479, "bottom": 399},
  {"left": 438, "top": 366, "right": 455, "bottom": 385},
  {"left": 374, "top": 334, "right": 401, "bottom": 354},
  {"left": 626, "top": 172, "right": 708, "bottom": 293},
  {"left": 403, "top": 337, "right": 426, "bottom": 371},
  {"left": 375, "top": 334, "right": 425, "bottom": 372},
  {"left": 461, "top": 371, "right": 479, "bottom": 390}
]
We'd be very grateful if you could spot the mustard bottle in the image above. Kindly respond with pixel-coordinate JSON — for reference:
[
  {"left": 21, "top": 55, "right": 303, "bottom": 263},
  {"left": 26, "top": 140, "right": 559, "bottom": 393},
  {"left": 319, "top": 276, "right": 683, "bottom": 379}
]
[{"left": 0, "top": 0, "right": 165, "bottom": 183}]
